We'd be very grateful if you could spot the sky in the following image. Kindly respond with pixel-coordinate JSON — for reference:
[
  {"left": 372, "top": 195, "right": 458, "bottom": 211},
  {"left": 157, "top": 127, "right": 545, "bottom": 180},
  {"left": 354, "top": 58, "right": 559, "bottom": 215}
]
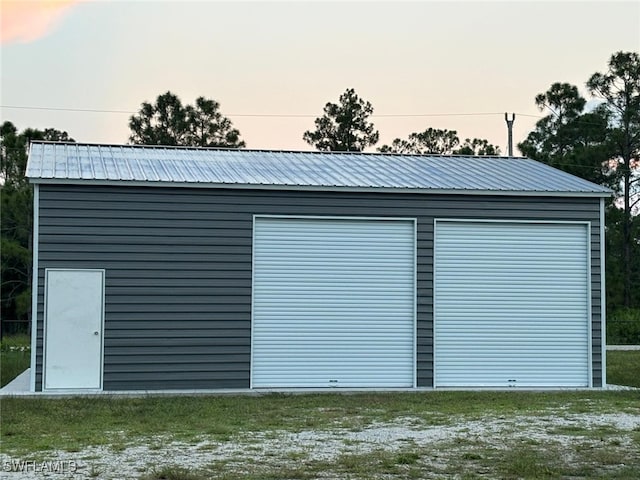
[{"left": 1, "top": 0, "right": 639, "bottom": 154}]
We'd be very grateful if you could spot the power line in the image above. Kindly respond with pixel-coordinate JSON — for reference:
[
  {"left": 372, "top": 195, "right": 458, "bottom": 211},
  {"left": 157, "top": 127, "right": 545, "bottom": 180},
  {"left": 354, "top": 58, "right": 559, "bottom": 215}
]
[
  {"left": 374, "top": 112, "right": 508, "bottom": 118},
  {"left": 515, "top": 113, "right": 545, "bottom": 118},
  {"left": 0, "top": 104, "right": 543, "bottom": 119},
  {"left": 0, "top": 105, "right": 135, "bottom": 114}
]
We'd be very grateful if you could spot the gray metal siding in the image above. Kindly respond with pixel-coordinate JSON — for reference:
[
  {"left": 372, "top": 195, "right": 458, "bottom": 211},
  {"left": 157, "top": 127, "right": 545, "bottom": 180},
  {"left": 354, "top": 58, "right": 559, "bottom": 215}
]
[{"left": 34, "top": 185, "right": 603, "bottom": 390}]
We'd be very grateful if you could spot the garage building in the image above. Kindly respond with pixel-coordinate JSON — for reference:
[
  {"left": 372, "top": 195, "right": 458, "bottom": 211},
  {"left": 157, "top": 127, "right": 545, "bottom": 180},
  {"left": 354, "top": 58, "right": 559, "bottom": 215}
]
[{"left": 26, "top": 142, "right": 611, "bottom": 392}]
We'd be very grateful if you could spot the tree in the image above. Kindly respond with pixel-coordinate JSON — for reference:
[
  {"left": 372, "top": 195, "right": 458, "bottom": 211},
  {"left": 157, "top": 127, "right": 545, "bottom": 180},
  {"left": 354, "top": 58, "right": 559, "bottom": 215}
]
[
  {"left": 0, "top": 121, "right": 23, "bottom": 187},
  {"left": 129, "top": 91, "right": 188, "bottom": 145},
  {"left": 129, "top": 91, "right": 244, "bottom": 147},
  {"left": 587, "top": 51, "right": 640, "bottom": 308},
  {"left": 303, "top": 88, "right": 379, "bottom": 151},
  {"left": 457, "top": 138, "right": 501, "bottom": 156},
  {"left": 1, "top": 122, "right": 75, "bottom": 329},
  {"left": 518, "top": 82, "right": 616, "bottom": 189},
  {"left": 378, "top": 128, "right": 459, "bottom": 154},
  {"left": 1, "top": 122, "right": 74, "bottom": 187},
  {"left": 41, "top": 128, "right": 74, "bottom": 142},
  {"left": 185, "top": 97, "right": 245, "bottom": 148},
  {"left": 518, "top": 52, "right": 640, "bottom": 311},
  {"left": 378, "top": 128, "right": 500, "bottom": 155}
]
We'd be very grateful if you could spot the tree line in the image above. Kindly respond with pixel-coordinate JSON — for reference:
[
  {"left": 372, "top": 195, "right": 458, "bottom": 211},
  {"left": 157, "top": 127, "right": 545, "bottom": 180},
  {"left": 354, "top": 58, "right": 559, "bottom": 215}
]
[
  {"left": 126, "top": 87, "right": 501, "bottom": 155},
  {"left": 1, "top": 50, "right": 638, "bottom": 328}
]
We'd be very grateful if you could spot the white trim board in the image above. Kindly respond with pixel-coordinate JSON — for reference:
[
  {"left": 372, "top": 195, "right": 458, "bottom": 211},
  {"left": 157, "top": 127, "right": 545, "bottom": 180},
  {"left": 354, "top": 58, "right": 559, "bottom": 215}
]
[
  {"left": 29, "top": 184, "right": 39, "bottom": 392},
  {"left": 600, "top": 198, "right": 607, "bottom": 387},
  {"left": 28, "top": 178, "right": 611, "bottom": 198}
]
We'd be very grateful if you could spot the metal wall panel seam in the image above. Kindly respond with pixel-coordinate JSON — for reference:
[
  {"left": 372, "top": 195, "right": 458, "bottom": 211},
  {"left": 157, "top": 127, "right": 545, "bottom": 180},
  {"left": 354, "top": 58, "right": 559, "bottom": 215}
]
[
  {"left": 29, "top": 184, "right": 39, "bottom": 392},
  {"left": 63, "top": 143, "right": 70, "bottom": 179},
  {"left": 155, "top": 150, "right": 172, "bottom": 182},
  {"left": 89, "top": 145, "right": 98, "bottom": 180},
  {"left": 120, "top": 146, "right": 135, "bottom": 181}
]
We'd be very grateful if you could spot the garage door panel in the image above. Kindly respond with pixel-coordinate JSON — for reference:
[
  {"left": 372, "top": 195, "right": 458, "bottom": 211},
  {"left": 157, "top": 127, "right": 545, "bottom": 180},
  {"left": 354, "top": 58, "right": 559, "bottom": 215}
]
[
  {"left": 252, "top": 217, "right": 415, "bottom": 388},
  {"left": 435, "top": 221, "right": 590, "bottom": 388}
]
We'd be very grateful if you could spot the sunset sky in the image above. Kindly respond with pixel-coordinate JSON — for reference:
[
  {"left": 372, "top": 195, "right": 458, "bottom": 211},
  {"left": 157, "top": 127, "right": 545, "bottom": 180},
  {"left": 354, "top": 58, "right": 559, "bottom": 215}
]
[{"left": 1, "top": 0, "right": 639, "bottom": 153}]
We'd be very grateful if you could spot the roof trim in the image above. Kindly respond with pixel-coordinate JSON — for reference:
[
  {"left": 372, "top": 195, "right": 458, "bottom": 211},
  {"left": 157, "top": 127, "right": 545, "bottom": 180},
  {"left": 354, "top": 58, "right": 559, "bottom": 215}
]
[{"left": 28, "top": 177, "right": 613, "bottom": 198}]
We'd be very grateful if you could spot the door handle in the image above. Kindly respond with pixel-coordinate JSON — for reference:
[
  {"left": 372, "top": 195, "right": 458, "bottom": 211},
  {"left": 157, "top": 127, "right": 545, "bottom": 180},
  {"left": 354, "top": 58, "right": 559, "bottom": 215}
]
[{"left": 93, "top": 331, "right": 99, "bottom": 336}]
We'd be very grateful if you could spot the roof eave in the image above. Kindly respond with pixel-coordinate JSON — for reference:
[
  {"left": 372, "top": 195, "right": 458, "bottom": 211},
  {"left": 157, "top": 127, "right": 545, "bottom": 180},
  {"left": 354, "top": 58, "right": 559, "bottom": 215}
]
[{"left": 27, "top": 177, "right": 613, "bottom": 198}]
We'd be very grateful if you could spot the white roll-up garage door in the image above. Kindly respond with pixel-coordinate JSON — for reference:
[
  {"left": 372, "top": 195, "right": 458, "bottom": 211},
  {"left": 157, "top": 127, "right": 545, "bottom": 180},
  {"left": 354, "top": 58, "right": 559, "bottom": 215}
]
[
  {"left": 434, "top": 221, "right": 590, "bottom": 388},
  {"left": 252, "top": 217, "right": 415, "bottom": 388}
]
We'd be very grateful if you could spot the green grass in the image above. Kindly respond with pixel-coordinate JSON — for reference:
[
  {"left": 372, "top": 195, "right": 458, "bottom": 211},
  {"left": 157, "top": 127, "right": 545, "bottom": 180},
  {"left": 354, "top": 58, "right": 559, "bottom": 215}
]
[
  {"left": 444, "top": 441, "right": 635, "bottom": 479},
  {"left": 132, "top": 439, "right": 640, "bottom": 480},
  {"left": 0, "top": 333, "right": 30, "bottom": 387},
  {"left": 2, "top": 391, "right": 639, "bottom": 454},
  {"left": 607, "top": 350, "right": 640, "bottom": 387},
  {"left": 139, "top": 466, "right": 209, "bottom": 480},
  {"left": 2, "top": 391, "right": 639, "bottom": 479}
]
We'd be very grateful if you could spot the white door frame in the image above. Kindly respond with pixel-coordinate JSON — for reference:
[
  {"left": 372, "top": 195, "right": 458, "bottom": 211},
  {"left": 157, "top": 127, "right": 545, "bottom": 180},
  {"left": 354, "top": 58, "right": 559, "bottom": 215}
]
[{"left": 43, "top": 268, "right": 105, "bottom": 391}]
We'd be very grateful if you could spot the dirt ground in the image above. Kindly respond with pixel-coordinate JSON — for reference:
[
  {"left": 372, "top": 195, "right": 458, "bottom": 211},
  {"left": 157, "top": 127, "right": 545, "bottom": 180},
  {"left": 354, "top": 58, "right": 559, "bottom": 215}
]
[{"left": 2, "top": 411, "right": 639, "bottom": 479}]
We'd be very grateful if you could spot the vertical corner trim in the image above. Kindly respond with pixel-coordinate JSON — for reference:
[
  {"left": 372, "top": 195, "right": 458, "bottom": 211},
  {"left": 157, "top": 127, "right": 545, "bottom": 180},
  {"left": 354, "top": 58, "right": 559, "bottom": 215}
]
[
  {"left": 249, "top": 215, "right": 257, "bottom": 390},
  {"left": 413, "top": 217, "right": 418, "bottom": 389},
  {"left": 432, "top": 218, "right": 438, "bottom": 389},
  {"left": 29, "top": 184, "right": 39, "bottom": 392},
  {"left": 600, "top": 198, "right": 606, "bottom": 387},
  {"left": 586, "top": 222, "right": 593, "bottom": 388}
]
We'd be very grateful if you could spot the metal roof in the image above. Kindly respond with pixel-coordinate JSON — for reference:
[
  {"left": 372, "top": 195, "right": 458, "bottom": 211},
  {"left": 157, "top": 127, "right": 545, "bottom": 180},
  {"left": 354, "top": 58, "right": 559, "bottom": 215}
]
[{"left": 26, "top": 142, "right": 612, "bottom": 197}]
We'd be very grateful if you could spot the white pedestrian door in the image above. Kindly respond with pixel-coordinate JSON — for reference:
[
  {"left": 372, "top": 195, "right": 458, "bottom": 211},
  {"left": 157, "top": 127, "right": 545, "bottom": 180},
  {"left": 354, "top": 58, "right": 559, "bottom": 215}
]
[{"left": 44, "top": 269, "right": 104, "bottom": 390}]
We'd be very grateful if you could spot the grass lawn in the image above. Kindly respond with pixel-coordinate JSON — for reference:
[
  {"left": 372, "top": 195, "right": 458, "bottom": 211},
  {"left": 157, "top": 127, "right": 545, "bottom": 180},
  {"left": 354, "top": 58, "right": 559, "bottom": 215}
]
[
  {"left": 607, "top": 350, "right": 640, "bottom": 388},
  {"left": 2, "top": 391, "right": 639, "bottom": 479}
]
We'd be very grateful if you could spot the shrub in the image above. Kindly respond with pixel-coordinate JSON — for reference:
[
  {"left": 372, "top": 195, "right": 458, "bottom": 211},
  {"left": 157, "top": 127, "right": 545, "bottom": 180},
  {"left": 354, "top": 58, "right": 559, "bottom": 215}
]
[{"left": 607, "top": 308, "right": 640, "bottom": 345}]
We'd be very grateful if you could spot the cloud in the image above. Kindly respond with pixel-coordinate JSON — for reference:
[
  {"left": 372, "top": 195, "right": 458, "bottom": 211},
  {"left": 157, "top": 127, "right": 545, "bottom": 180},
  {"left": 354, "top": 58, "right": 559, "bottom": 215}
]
[{"left": 1, "top": 0, "right": 84, "bottom": 45}]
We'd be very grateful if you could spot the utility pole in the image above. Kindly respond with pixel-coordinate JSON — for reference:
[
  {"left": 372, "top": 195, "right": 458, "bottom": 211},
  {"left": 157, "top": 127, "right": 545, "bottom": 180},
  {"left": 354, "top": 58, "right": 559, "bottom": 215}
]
[{"left": 505, "top": 113, "right": 515, "bottom": 156}]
